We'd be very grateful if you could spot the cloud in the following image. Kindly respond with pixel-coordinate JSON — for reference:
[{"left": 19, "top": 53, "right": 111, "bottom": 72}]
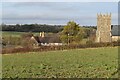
[
  {"left": 2, "top": 2, "right": 118, "bottom": 25},
  {"left": 2, "top": 0, "right": 119, "bottom": 2}
]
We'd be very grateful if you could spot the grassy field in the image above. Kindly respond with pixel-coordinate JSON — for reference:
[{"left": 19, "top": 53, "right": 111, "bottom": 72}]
[
  {"left": 2, "top": 31, "right": 39, "bottom": 37},
  {"left": 2, "top": 47, "right": 118, "bottom": 78}
]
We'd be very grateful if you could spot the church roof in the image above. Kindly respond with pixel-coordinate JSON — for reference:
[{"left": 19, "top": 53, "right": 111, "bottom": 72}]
[{"left": 111, "top": 25, "right": 120, "bottom": 36}]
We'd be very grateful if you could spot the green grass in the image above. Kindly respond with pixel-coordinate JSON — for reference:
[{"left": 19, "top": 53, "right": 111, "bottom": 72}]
[
  {"left": 2, "top": 31, "right": 23, "bottom": 37},
  {"left": 2, "top": 31, "right": 40, "bottom": 37},
  {"left": 2, "top": 47, "right": 118, "bottom": 78}
]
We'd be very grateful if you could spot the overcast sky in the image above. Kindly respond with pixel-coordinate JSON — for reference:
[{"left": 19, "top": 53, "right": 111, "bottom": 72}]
[{"left": 1, "top": 2, "right": 118, "bottom": 26}]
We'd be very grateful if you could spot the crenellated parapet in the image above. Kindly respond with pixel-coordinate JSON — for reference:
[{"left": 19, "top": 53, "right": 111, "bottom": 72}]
[{"left": 97, "top": 13, "right": 111, "bottom": 18}]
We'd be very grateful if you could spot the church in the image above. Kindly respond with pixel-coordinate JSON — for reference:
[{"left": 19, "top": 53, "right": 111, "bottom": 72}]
[{"left": 96, "top": 13, "right": 120, "bottom": 42}]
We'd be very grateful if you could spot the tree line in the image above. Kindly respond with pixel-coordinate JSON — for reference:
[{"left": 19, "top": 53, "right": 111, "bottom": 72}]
[
  {"left": 1, "top": 24, "right": 64, "bottom": 33},
  {"left": 1, "top": 23, "right": 97, "bottom": 33}
]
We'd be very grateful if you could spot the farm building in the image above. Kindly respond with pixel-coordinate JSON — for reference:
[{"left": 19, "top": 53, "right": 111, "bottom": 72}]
[
  {"left": 30, "top": 32, "right": 62, "bottom": 46},
  {"left": 111, "top": 25, "right": 120, "bottom": 41}
]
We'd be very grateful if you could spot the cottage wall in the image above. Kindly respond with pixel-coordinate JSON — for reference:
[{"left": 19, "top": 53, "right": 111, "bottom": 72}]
[{"left": 112, "top": 36, "right": 120, "bottom": 41}]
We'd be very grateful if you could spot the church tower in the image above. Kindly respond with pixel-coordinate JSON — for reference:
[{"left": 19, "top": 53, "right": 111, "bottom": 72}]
[{"left": 96, "top": 13, "right": 112, "bottom": 42}]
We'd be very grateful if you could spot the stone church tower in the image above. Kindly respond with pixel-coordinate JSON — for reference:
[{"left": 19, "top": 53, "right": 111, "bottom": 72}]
[{"left": 96, "top": 13, "right": 112, "bottom": 42}]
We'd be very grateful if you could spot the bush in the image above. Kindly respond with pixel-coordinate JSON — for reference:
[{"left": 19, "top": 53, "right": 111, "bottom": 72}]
[
  {"left": 2, "top": 41, "right": 120, "bottom": 54},
  {"left": 86, "top": 40, "right": 94, "bottom": 45}
]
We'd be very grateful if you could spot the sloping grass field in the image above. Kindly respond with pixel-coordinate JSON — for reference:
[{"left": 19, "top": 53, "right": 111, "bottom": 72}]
[
  {"left": 2, "top": 47, "right": 118, "bottom": 78},
  {"left": 2, "top": 31, "right": 39, "bottom": 37}
]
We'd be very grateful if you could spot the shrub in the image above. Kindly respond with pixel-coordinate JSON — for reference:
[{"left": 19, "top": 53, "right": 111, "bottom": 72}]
[
  {"left": 2, "top": 41, "right": 120, "bottom": 54},
  {"left": 86, "top": 40, "right": 94, "bottom": 45}
]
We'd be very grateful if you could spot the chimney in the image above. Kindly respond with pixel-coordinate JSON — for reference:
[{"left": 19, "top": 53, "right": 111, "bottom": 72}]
[
  {"left": 42, "top": 32, "right": 45, "bottom": 37},
  {"left": 39, "top": 32, "right": 42, "bottom": 37}
]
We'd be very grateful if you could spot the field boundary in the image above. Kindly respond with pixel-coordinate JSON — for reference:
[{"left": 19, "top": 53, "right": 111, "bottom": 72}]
[{"left": 2, "top": 41, "right": 119, "bottom": 54}]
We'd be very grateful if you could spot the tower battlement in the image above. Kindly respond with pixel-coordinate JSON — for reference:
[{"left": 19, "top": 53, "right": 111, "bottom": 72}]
[{"left": 97, "top": 13, "right": 111, "bottom": 19}]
